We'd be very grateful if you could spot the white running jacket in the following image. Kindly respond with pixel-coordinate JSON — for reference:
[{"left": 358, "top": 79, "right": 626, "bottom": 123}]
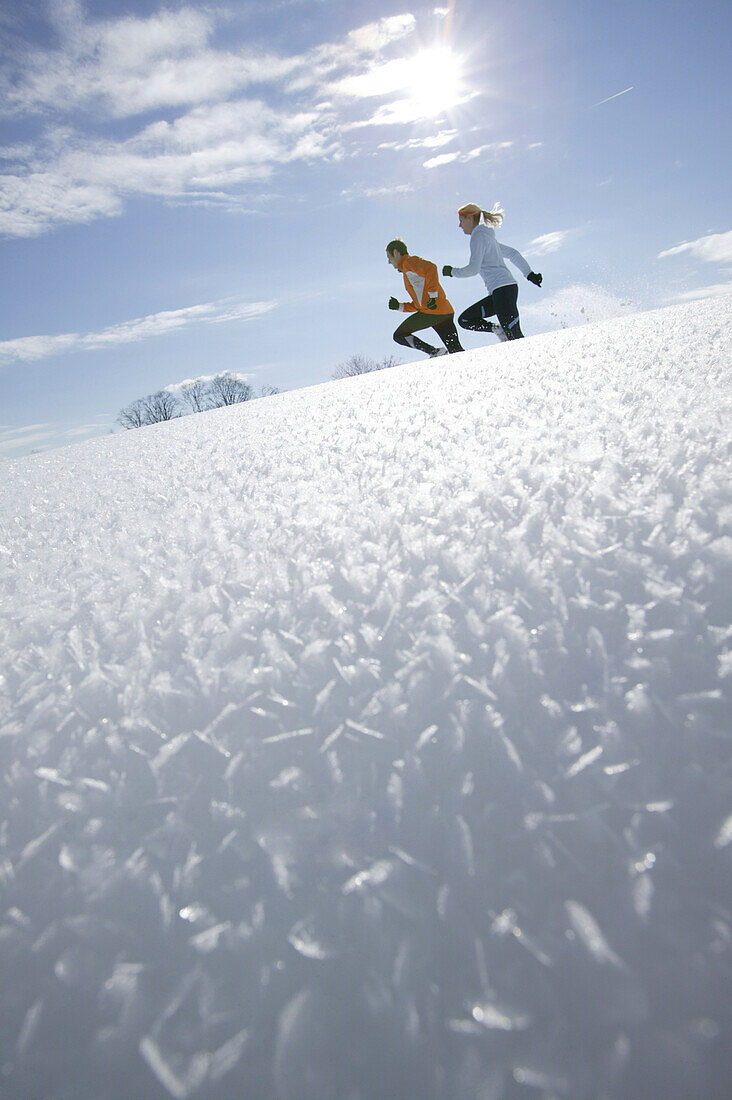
[{"left": 452, "top": 224, "right": 532, "bottom": 294}]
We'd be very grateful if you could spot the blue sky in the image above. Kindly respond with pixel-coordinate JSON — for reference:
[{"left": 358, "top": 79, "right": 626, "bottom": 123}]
[{"left": 1, "top": 0, "right": 730, "bottom": 458}]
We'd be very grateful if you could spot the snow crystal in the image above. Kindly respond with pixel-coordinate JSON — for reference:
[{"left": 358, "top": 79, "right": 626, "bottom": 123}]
[{"left": 1, "top": 297, "right": 731, "bottom": 1097}]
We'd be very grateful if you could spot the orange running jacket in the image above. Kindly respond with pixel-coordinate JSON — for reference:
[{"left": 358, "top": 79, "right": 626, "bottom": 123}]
[{"left": 397, "top": 254, "right": 454, "bottom": 315}]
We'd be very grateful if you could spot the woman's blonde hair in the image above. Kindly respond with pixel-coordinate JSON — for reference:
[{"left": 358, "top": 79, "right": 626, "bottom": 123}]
[{"left": 458, "top": 201, "right": 504, "bottom": 227}]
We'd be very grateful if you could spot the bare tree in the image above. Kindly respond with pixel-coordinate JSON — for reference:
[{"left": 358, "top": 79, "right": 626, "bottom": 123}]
[
  {"left": 118, "top": 373, "right": 275, "bottom": 430},
  {"left": 179, "top": 380, "right": 209, "bottom": 413},
  {"left": 141, "top": 390, "right": 180, "bottom": 422},
  {"left": 331, "top": 354, "right": 400, "bottom": 380},
  {"left": 118, "top": 390, "right": 180, "bottom": 429},
  {"left": 378, "top": 355, "right": 400, "bottom": 372},
  {"left": 117, "top": 399, "right": 148, "bottom": 429},
  {"left": 208, "top": 373, "right": 254, "bottom": 407}
]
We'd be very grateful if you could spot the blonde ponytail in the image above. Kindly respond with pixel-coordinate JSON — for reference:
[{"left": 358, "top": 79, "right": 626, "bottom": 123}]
[
  {"left": 482, "top": 202, "right": 504, "bottom": 227},
  {"left": 458, "top": 201, "right": 504, "bottom": 227}
]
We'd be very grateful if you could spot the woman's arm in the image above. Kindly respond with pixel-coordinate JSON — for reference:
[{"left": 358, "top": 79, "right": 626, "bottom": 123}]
[
  {"left": 499, "top": 242, "right": 532, "bottom": 278},
  {"left": 452, "top": 229, "right": 488, "bottom": 278}
]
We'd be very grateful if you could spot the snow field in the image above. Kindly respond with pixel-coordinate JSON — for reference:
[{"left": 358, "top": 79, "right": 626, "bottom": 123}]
[{"left": 1, "top": 295, "right": 731, "bottom": 1098}]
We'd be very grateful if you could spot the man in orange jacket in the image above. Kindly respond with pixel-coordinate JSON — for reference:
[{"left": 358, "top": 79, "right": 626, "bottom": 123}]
[{"left": 386, "top": 239, "right": 464, "bottom": 357}]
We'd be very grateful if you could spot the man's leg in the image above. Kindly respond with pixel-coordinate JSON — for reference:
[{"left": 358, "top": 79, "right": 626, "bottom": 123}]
[
  {"left": 393, "top": 313, "right": 441, "bottom": 355},
  {"left": 493, "top": 284, "right": 523, "bottom": 340},
  {"left": 432, "top": 315, "right": 464, "bottom": 353},
  {"left": 457, "top": 295, "right": 496, "bottom": 331}
]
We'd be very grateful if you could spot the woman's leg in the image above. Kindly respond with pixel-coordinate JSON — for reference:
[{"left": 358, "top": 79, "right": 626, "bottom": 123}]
[
  {"left": 492, "top": 284, "right": 523, "bottom": 340},
  {"left": 457, "top": 295, "right": 496, "bottom": 331}
]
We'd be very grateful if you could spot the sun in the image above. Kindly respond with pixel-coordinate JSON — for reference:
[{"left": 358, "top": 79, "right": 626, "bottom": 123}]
[
  {"left": 336, "top": 44, "right": 468, "bottom": 125},
  {"left": 400, "top": 46, "right": 465, "bottom": 118}
]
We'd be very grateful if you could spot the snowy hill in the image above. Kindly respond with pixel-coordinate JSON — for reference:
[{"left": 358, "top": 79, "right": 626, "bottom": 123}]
[{"left": 1, "top": 297, "right": 731, "bottom": 1099}]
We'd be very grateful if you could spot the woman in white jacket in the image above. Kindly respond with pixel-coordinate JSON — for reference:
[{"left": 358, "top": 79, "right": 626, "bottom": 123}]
[{"left": 442, "top": 202, "right": 542, "bottom": 341}]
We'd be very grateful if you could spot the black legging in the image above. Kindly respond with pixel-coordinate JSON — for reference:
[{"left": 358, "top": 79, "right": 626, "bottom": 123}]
[
  {"left": 458, "top": 283, "right": 523, "bottom": 340},
  {"left": 393, "top": 312, "right": 464, "bottom": 355}
]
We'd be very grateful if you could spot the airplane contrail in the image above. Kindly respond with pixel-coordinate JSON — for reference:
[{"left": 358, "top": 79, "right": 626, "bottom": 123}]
[{"left": 591, "top": 86, "right": 634, "bottom": 108}]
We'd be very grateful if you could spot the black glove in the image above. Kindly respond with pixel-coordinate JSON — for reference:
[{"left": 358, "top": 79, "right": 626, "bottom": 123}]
[
  {"left": 442, "top": 265, "right": 453, "bottom": 277},
  {"left": 427, "top": 297, "right": 437, "bottom": 310},
  {"left": 527, "top": 272, "right": 542, "bottom": 287},
  {"left": 389, "top": 297, "right": 400, "bottom": 310}
]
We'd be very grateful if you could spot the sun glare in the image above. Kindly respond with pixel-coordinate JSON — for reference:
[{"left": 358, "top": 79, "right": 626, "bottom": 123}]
[
  {"left": 337, "top": 44, "right": 467, "bottom": 123},
  {"left": 399, "top": 46, "right": 465, "bottom": 118}
]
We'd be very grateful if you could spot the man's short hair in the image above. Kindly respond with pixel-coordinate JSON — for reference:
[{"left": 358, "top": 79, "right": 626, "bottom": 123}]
[{"left": 386, "top": 238, "right": 408, "bottom": 256}]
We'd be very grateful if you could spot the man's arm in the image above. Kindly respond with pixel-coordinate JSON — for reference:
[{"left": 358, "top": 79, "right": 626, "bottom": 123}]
[
  {"left": 423, "top": 259, "right": 440, "bottom": 300},
  {"left": 389, "top": 295, "right": 416, "bottom": 313}
]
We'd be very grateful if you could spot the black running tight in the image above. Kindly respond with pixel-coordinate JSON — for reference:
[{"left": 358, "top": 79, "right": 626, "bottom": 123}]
[
  {"left": 393, "top": 312, "right": 464, "bottom": 355},
  {"left": 458, "top": 283, "right": 523, "bottom": 339}
]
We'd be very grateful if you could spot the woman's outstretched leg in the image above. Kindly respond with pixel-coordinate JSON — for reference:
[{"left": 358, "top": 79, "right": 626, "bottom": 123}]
[{"left": 457, "top": 295, "right": 497, "bottom": 332}]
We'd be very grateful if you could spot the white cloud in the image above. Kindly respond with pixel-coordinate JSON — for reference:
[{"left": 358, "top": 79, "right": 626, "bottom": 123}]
[
  {"left": 0, "top": 8, "right": 426, "bottom": 236},
  {"left": 0, "top": 412, "right": 116, "bottom": 458},
  {"left": 423, "top": 142, "right": 512, "bottom": 169},
  {"left": 0, "top": 298, "right": 277, "bottom": 366},
  {"left": 0, "top": 423, "right": 53, "bottom": 439},
  {"left": 0, "top": 7, "right": 414, "bottom": 118},
  {"left": 164, "top": 371, "right": 251, "bottom": 393},
  {"left": 658, "top": 230, "right": 732, "bottom": 264},
  {"left": 336, "top": 43, "right": 474, "bottom": 125},
  {"left": 336, "top": 56, "right": 423, "bottom": 100},
  {"left": 0, "top": 332, "right": 82, "bottom": 362},
  {"left": 423, "top": 152, "right": 459, "bottom": 169},
  {"left": 664, "top": 282, "right": 732, "bottom": 302},
  {"left": 0, "top": 422, "right": 61, "bottom": 454},
  {"left": 342, "top": 15, "right": 416, "bottom": 55},
  {"left": 0, "top": 173, "right": 124, "bottom": 237},
  {"left": 378, "top": 130, "right": 458, "bottom": 152},
  {"left": 63, "top": 423, "right": 111, "bottom": 438},
  {"left": 464, "top": 144, "right": 495, "bottom": 160},
  {"left": 354, "top": 88, "right": 478, "bottom": 127},
  {"left": 1, "top": 4, "right": 297, "bottom": 118},
  {"left": 164, "top": 376, "right": 214, "bottom": 393},
  {"left": 351, "top": 99, "right": 428, "bottom": 127},
  {"left": 525, "top": 230, "right": 573, "bottom": 257},
  {"left": 0, "top": 100, "right": 337, "bottom": 237},
  {"left": 341, "top": 183, "right": 415, "bottom": 200},
  {"left": 0, "top": 432, "right": 55, "bottom": 454}
]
